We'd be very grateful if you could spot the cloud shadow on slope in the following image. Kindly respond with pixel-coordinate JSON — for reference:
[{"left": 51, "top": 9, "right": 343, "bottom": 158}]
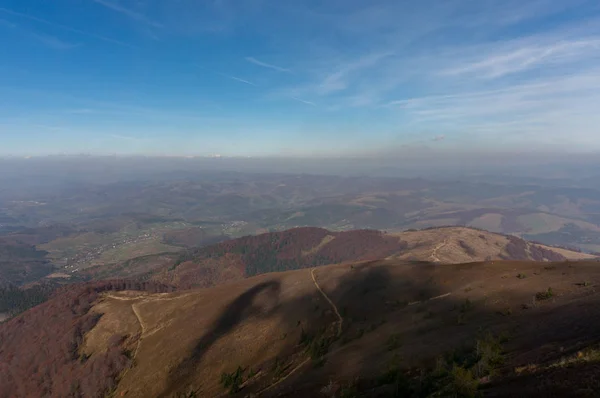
[
  {"left": 158, "top": 280, "right": 281, "bottom": 397},
  {"left": 159, "top": 260, "right": 600, "bottom": 397}
]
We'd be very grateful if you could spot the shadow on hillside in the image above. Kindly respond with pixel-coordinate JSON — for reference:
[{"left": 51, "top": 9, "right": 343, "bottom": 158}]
[
  {"left": 159, "top": 280, "right": 281, "bottom": 398},
  {"left": 159, "top": 262, "right": 455, "bottom": 397},
  {"left": 484, "top": 359, "right": 600, "bottom": 398},
  {"left": 160, "top": 261, "right": 600, "bottom": 397}
]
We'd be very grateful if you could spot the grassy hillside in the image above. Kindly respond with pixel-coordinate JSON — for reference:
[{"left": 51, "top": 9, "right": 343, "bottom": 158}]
[
  {"left": 6, "top": 259, "right": 599, "bottom": 397},
  {"left": 0, "top": 280, "right": 176, "bottom": 398}
]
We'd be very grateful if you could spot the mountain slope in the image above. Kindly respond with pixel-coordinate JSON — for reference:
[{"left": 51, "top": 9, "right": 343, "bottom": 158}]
[
  {"left": 388, "top": 226, "right": 595, "bottom": 264},
  {"left": 0, "top": 280, "right": 175, "bottom": 398},
  {"left": 147, "top": 227, "right": 594, "bottom": 289},
  {"left": 4, "top": 258, "right": 600, "bottom": 397}
]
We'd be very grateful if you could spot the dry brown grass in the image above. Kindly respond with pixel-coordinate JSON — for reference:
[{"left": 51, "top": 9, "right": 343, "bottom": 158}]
[
  {"left": 388, "top": 227, "right": 593, "bottom": 263},
  {"left": 73, "top": 257, "right": 600, "bottom": 397},
  {"left": 301, "top": 235, "right": 336, "bottom": 257}
]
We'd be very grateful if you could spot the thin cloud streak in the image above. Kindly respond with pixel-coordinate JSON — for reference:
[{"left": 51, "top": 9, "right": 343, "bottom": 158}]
[
  {"left": 30, "top": 32, "right": 79, "bottom": 50},
  {"left": 217, "top": 73, "right": 257, "bottom": 86},
  {"left": 245, "top": 57, "right": 291, "bottom": 72},
  {"left": 388, "top": 70, "right": 600, "bottom": 145},
  {"left": 443, "top": 38, "right": 600, "bottom": 79},
  {"left": 92, "top": 0, "right": 163, "bottom": 28},
  {"left": 0, "top": 16, "right": 78, "bottom": 50},
  {"left": 290, "top": 97, "right": 316, "bottom": 106},
  {"left": 0, "top": 7, "right": 135, "bottom": 48},
  {"left": 317, "top": 52, "right": 394, "bottom": 95}
]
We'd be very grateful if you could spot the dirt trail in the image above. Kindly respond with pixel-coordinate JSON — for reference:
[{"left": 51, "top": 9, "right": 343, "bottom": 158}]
[
  {"left": 408, "top": 292, "right": 452, "bottom": 306},
  {"left": 311, "top": 268, "right": 343, "bottom": 337},
  {"left": 115, "top": 303, "right": 145, "bottom": 383},
  {"left": 103, "top": 294, "right": 146, "bottom": 382},
  {"left": 430, "top": 239, "right": 449, "bottom": 262},
  {"left": 257, "top": 268, "right": 343, "bottom": 396},
  {"left": 105, "top": 292, "right": 194, "bottom": 381}
]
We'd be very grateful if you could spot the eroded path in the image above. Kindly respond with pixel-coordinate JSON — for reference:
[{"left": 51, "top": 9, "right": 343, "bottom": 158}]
[
  {"left": 430, "top": 239, "right": 449, "bottom": 262},
  {"left": 257, "top": 267, "right": 344, "bottom": 396},
  {"left": 311, "top": 267, "right": 343, "bottom": 337}
]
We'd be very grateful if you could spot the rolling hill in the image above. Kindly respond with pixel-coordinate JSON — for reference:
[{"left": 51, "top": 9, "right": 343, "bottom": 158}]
[
  {"left": 3, "top": 226, "right": 592, "bottom": 323},
  {"left": 145, "top": 227, "right": 594, "bottom": 289},
  {"left": 3, "top": 257, "right": 600, "bottom": 397}
]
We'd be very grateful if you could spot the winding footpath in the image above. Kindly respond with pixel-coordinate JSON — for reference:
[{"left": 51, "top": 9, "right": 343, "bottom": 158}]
[
  {"left": 311, "top": 268, "right": 344, "bottom": 337},
  {"left": 257, "top": 267, "right": 343, "bottom": 396}
]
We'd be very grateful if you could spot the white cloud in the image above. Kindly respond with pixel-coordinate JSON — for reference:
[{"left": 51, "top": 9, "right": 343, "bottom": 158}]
[
  {"left": 388, "top": 70, "right": 600, "bottom": 146},
  {"left": 316, "top": 52, "right": 394, "bottom": 95},
  {"left": 274, "top": 51, "right": 396, "bottom": 103},
  {"left": 93, "top": 0, "right": 162, "bottom": 28},
  {"left": 29, "top": 32, "right": 79, "bottom": 50},
  {"left": 443, "top": 38, "right": 600, "bottom": 79},
  {"left": 245, "top": 57, "right": 290, "bottom": 72},
  {"left": 290, "top": 97, "right": 316, "bottom": 106},
  {"left": 0, "top": 6, "right": 134, "bottom": 47},
  {"left": 218, "top": 73, "right": 257, "bottom": 86},
  {"left": 0, "top": 16, "right": 79, "bottom": 49}
]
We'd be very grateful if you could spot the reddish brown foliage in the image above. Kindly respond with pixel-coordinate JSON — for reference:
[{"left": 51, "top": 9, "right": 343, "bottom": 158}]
[
  {"left": 172, "top": 228, "right": 408, "bottom": 283},
  {"left": 529, "top": 245, "right": 566, "bottom": 262},
  {"left": 501, "top": 236, "right": 566, "bottom": 262},
  {"left": 162, "top": 227, "right": 229, "bottom": 248},
  {"left": 0, "top": 280, "right": 174, "bottom": 398},
  {"left": 317, "top": 229, "right": 407, "bottom": 262},
  {"left": 529, "top": 240, "right": 582, "bottom": 253},
  {"left": 502, "top": 236, "right": 530, "bottom": 261}
]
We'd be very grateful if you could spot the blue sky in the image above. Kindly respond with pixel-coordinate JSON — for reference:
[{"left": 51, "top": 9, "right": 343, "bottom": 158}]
[{"left": 1, "top": 0, "right": 600, "bottom": 156}]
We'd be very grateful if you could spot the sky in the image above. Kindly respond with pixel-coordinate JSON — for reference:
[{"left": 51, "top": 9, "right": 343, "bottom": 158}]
[{"left": 1, "top": 0, "right": 600, "bottom": 157}]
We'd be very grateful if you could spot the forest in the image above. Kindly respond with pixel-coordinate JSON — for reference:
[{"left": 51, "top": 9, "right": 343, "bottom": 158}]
[
  {"left": 0, "top": 283, "right": 56, "bottom": 319},
  {"left": 0, "top": 280, "right": 175, "bottom": 398},
  {"left": 179, "top": 227, "right": 408, "bottom": 277}
]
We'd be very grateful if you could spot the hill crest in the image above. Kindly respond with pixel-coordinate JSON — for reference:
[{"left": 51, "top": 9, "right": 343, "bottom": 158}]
[{"left": 147, "top": 226, "right": 594, "bottom": 289}]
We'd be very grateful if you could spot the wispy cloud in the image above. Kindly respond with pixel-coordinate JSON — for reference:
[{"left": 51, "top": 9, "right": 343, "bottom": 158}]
[
  {"left": 245, "top": 57, "right": 291, "bottom": 72},
  {"left": 387, "top": 70, "right": 600, "bottom": 146},
  {"left": 290, "top": 97, "right": 316, "bottom": 106},
  {"left": 30, "top": 32, "right": 79, "bottom": 50},
  {"left": 218, "top": 73, "right": 257, "bottom": 86},
  {"left": 92, "top": 0, "right": 162, "bottom": 28},
  {"left": 317, "top": 52, "right": 394, "bottom": 95},
  {"left": 274, "top": 51, "right": 396, "bottom": 104},
  {"left": 443, "top": 38, "right": 600, "bottom": 79},
  {"left": 432, "top": 135, "right": 445, "bottom": 142},
  {"left": 0, "top": 15, "right": 79, "bottom": 49},
  {"left": 0, "top": 7, "right": 134, "bottom": 48}
]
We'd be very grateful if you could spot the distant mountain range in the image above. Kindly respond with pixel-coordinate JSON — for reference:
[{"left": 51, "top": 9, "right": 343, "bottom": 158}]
[{"left": 3, "top": 171, "right": 600, "bottom": 289}]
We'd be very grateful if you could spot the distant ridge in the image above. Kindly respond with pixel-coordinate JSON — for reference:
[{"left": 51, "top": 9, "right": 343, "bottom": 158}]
[{"left": 143, "top": 226, "right": 594, "bottom": 289}]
